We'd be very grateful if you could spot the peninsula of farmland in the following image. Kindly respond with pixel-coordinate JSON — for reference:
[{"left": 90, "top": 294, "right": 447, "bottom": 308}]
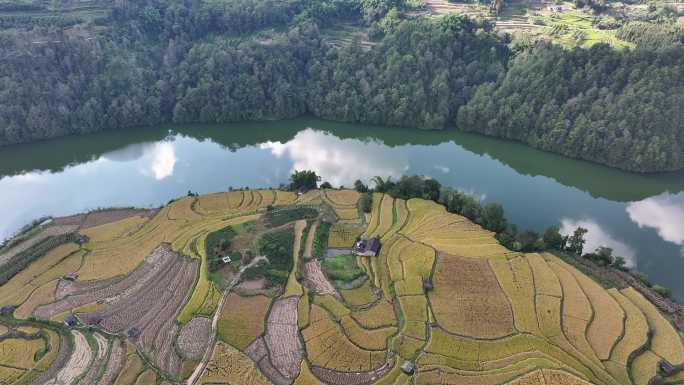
[{"left": 1, "top": 188, "right": 683, "bottom": 385}]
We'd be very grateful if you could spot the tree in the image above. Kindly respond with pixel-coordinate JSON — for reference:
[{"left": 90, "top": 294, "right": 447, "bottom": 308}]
[
  {"left": 354, "top": 180, "right": 369, "bottom": 193},
  {"left": 320, "top": 181, "right": 332, "bottom": 189},
  {"left": 289, "top": 170, "right": 320, "bottom": 192},
  {"left": 567, "top": 227, "right": 588, "bottom": 255},
  {"left": 481, "top": 203, "right": 507, "bottom": 233},
  {"left": 359, "top": 192, "right": 373, "bottom": 213},
  {"left": 516, "top": 230, "right": 541, "bottom": 252},
  {"left": 543, "top": 225, "right": 565, "bottom": 250}
]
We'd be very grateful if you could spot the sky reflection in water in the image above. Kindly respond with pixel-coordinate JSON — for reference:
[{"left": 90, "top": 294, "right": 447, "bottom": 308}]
[{"left": 1, "top": 125, "right": 684, "bottom": 298}]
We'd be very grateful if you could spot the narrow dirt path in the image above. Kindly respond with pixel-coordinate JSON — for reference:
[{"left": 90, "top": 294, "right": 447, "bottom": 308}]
[
  {"left": 303, "top": 221, "right": 318, "bottom": 259},
  {"left": 186, "top": 255, "right": 268, "bottom": 385},
  {"left": 43, "top": 330, "right": 93, "bottom": 385}
]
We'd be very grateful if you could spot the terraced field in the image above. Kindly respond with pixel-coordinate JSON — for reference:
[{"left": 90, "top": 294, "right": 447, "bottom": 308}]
[{"left": 1, "top": 189, "right": 683, "bottom": 385}]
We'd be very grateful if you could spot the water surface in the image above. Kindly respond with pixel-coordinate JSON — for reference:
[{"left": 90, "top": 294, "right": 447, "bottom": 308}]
[{"left": 1, "top": 118, "right": 683, "bottom": 299}]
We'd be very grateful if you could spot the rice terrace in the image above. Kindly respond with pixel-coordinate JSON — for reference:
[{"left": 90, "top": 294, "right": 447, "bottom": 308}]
[{"left": 1, "top": 185, "right": 684, "bottom": 385}]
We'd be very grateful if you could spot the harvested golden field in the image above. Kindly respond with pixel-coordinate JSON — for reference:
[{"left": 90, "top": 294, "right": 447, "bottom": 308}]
[
  {"left": 340, "top": 315, "right": 397, "bottom": 350},
  {"left": 339, "top": 280, "right": 377, "bottom": 307},
  {"left": 622, "top": 287, "right": 684, "bottom": 365},
  {"left": 606, "top": 289, "right": 649, "bottom": 366},
  {"left": 557, "top": 257, "right": 625, "bottom": 361},
  {"left": 370, "top": 194, "right": 395, "bottom": 238},
  {"left": 489, "top": 256, "right": 539, "bottom": 334},
  {"left": 199, "top": 342, "right": 271, "bottom": 385},
  {"left": 328, "top": 223, "right": 365, "bottom": 248},
  {"left": 429, "top": 253, "right": 515, "bottom": 339},
  {"left": 82, "top": 215, "right": 149, "bottom": 242},
  {"left": 398, "top": 295, "right": 428, "bottom": 340},
  {"left": 0, "top": 243, "right": 81, "bottom": 306},
  {"left": 0, "top": 337, "right": 44, "bottom": 369},
  {"left": 303, "top": 305, "right": 386, "bottom": 372},
  {"left": 218, "top": 294, "right": 272, "bottom": 350},
  {"left": 351, "top": 300, "right": 397, "bottom": 329},
  {"left": 362, "top": 193, "right": 384, "bottom": 238},
  {"left": 4, "top": 191, "right": 684, "bottom": 385},
  {"left": 324, "top": 190, "right": 360, "bottom": 206}
]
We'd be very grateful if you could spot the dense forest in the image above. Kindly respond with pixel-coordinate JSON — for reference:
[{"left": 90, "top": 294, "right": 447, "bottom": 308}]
[{"left": 0, "top": 0, "right": 682, "bottom": 172}]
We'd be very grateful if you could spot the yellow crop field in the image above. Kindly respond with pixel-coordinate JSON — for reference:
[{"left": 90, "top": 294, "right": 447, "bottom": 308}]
[
  {"left": 0, "top": 366, "right": 24, "bottom": 383},
  {"left": 424, "top": 327, "right": 479, "bottom": 361},
  {"left": 313, "top": 294, "right": 350, "bottom": 320},
  {"left": 340, "top": 315, "right": 396, "bottom": 350},
  {"left": 260, "top": 189, "right": 276, "bottom": 207},
  {"left": 351, "top": 300, "right": 397, "bottom": 329},
  {"left": 0, "top": 244, "right": 83, "bottom": 306},
  {"left": 383, "top": 198, "right": 408, "bottom": 239},
  {"left": 542, "top": 369, "right": 596, "bottom": 385},
  {"left": 555, "top": 257, "right": 624, "bottom": 361},
  {"left": 377, "top": 236, "right": 400, "bottom": 299},
  {"left": 199, "top": 342, "right": 271, "bottom": 385},
  {"left": 218, "top": 294, "right": 272, "bottom": 350},
  {"left": 134, "top": 369, "right": 157, "bottom": 385},
  {"left": 0, "top": 337, "right": 44, "bottom": 369},
  {"left": 275, "top": 190, "right": 297, "bottom": 206},
  {"left": 292, "top": 360, "right": 326, "bottom": 385},
  {"left": 195, "top": 192, "right": 231, "bottom": 214},
  {"left": 362, "top": 193, "right": 384, "bottom": 238},
  {"left": 536, "top": 294, "right": 563, "bottom": 338},
  {"left": 527, "top": 253, "right": 562, "bottom": 297},
  {"left": 14, "top": 280, "right": 58, "bottom": 319},
  {"left": 168, "top": 196, "right": 202, "bottom": 220},
  {"left": 340, "top": 280, "right": 377, "bottom": 307},
  {"left": 298, "top": 287, "right": 311, "bottom": 329},
  {"left": 489, "top": 256, "right": 538, "bottom": 334},
  {"left": 622, "top": 287, "right": 684, "bottom": 365},
  {"left": 398, "top": 295, "right": 428, "bottom": 340},
  {"left": 606, "top": 289, "right": 649, "bottom": 367},
  {"left": 303, "top": 305, "right": 385, "bottom": 372},
  {"left": 334, "top": 207, "right": 360, "bottom": 220},
  {"left": 325, "top": 190, "right": 360, "bottom": 206},
  {"left": 630, "top": 350, "right": 661, "bottom": 385},
  {"left": 430, "top": 253, "right": 515, "bottom": 338},
  {"left": 328, "top": 223, "right": 364, "bottom": 248},
  {"left": 370, "top": 194, "right": 395, "bottom": 238},
  {"left": 82, "top": 216, "right": 149, "bottom": 242},
  {"left": 197, "top": 283, "right": 222, "bottom": 317},
  {"left": 547, "top": 260, "right": 592, "bottom": 322},
  {"left": 392, "top": 334, "right": 426, "bottom": 360}
]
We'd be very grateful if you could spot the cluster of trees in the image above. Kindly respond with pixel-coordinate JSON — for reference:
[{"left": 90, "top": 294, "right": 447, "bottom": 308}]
[
  {"left": 0, "top": 0, "right": 682, "bottom": 172},
  {"left": 457, "top": 42, "right": 684, "bottom": 172}
]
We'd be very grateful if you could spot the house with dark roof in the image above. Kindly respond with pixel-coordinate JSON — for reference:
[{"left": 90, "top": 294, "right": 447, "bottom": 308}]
[
  {"left": 63, "top": 272, "right": 78, "bottom": 281},
  {"left": 127, "top": 327, "right": 141, "bottom": 339},
  {"left": 353, "top": 237, "right": 381, "bottom": 257},
  {"left": 0, "top": 306, "right": 15, "bottom": 316},
  {"left": 64, "top": 315, "right": 78, "bottom": 326}
]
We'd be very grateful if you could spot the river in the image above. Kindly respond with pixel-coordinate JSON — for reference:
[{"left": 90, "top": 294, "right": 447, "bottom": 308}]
[{"left": 1, "top": 118, "right": 684, "bottom": 299}]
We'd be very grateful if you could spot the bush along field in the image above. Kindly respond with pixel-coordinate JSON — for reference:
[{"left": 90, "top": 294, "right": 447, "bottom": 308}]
[{"left": 2, "top": 186, "right": 684, "bottom": 385}]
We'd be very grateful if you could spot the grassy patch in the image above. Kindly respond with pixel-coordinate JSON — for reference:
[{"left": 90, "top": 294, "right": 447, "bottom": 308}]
[
  {"left": 243, "top": 226, "right": 295, "bottom": 286},
  {"left": 321, "top": 254, "right": 365, "bottom": 283},
  {"left": 264, "top": 206, "right": 318, "bottom": 228},
  {"left": 311, "top": 222, "right": 331, "bottom": 259}
]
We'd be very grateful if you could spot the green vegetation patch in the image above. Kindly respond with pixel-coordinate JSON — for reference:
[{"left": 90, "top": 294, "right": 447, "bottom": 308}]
[
  {"left": 311, "top": 221, "right": 331, "bottom": 259},
  {"left": 322, "top": 254, "right": 365, "bottom": 283},
  {"left": 264, "top": 207, "right": 318, "bottom": 228},
  {"left": 205, "top": 225, "right": 238, "bottom": 272},
  {"left": 243, "top": 226, "right": 295, "bottom": 286}
]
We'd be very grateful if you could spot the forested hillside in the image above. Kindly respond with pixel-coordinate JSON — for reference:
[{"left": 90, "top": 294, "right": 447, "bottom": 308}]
[{"left": 0, "top": 0, "right": 682, "bottom": 172}]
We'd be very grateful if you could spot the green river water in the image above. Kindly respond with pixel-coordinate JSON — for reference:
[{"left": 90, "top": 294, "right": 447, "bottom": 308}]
[{"left": 1, "top": 118, "right": 683, "bottom": 299}]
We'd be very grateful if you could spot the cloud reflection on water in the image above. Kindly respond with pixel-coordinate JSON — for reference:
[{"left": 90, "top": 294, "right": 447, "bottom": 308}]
[
  {"left": 259, "top": 128, "right": 407, "bottom": 187},
  {"left": 627, "top": 193, "right": 684, "bottom": 256},
  {"left": 561, "top": 218, "right": 637, "bottom": 267}
]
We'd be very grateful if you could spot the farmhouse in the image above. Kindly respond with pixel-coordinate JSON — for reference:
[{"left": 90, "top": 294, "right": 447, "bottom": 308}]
[
  {"left": 64, "top": 315, "right": 78, "bottom": 326},
  {"left": 63, "top": 272, "right": 78, "bottom": 281},
  {"left": 353, "top": 237, "right": 380, "bottom": 257},
  {"left": 0, "top": 306, "right": 15, "bottom": 315}
]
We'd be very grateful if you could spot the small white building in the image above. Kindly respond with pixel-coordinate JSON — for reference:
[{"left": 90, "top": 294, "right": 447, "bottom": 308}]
[{"left": 222, "top": 256, "right": 232, "bottom": 264}]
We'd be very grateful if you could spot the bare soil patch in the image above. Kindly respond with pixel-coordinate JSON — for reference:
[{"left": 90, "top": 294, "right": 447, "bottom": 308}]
[
  {"left": 0, "top": 224, "right": 78, "bottom": 268},
  {"left": 77, "top": 333, "right": 108, "bottom": 385},
  {"left": 36, "top": 244, "right": 198, "bottom": 377},
  {"left": 263, "top": 296, "right": 303, "bottom": 380},
  {"left": 96, "top": 338, "right": 125, "bottom": 385},
  {"left": 177, "top": 317, "right": 212, "bottom": 361},
  {"left": 43, "top": 330, "right": 92, "bottom": 385},
  {"left": 302, "top": 261, "right": 337, "bottom": 297}
]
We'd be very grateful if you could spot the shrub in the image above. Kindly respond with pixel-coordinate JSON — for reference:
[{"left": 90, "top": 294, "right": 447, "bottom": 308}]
[
  {"left": 359, "top": 193, "right": 373, "bottom": 213},
  {"left": 652, "top": 285, "right": 672, "bottom": 298},
  {"left": 312, "top": 222, "right": 331, "bottom": 259}
]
